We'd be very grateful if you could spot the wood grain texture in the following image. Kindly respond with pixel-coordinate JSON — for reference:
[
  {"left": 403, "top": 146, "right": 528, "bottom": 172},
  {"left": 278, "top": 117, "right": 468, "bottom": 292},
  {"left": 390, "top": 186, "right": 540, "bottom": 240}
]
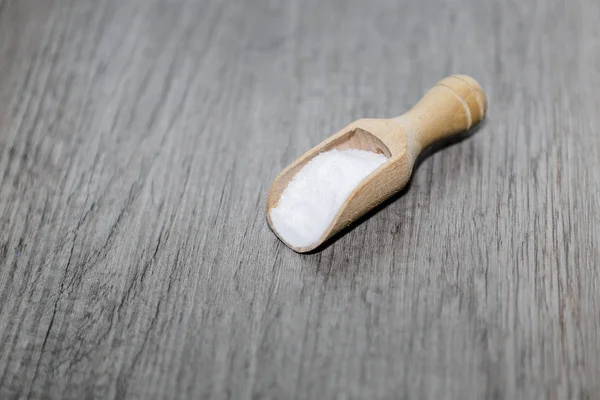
[{"left": 0, "top": 0, "right": 599, "bottom": 399}]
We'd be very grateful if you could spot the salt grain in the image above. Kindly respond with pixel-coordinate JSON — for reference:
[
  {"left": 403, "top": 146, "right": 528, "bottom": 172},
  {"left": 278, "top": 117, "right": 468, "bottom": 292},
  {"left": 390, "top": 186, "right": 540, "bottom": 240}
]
[{"left": 269, "top": 149, "right": 387, "bottom": 248}]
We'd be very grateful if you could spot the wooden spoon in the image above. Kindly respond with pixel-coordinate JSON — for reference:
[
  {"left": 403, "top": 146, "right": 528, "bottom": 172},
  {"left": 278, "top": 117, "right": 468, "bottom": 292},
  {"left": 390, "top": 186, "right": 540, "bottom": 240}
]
[{"left": 266, "top": 74, "right": 487, "bottom": 253}]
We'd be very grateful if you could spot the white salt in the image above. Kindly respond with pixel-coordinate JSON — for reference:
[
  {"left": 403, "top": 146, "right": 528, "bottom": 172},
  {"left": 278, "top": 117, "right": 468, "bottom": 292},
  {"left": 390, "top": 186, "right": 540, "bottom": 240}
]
[{"left": 270, "top": 149, "right": 387, "bottom": 248}]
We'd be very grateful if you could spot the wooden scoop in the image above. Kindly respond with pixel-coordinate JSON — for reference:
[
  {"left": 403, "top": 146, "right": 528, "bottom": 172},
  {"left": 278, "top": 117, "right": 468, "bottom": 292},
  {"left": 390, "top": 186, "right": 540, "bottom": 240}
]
[{"left": 266, "top": 74, "right": 487, "bottom": 253}]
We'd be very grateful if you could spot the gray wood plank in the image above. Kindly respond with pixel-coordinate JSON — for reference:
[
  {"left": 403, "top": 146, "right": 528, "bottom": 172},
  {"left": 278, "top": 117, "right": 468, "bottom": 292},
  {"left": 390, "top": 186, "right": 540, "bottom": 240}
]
[{"left": 0, "top": 0, "right": 599, "bottom": 399}]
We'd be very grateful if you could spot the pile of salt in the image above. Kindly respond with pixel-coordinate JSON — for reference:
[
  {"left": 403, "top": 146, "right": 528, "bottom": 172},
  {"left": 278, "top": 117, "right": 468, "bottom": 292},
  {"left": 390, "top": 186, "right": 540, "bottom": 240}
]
[{"left": 269, "top": 149, "right": 387, "bottom": 248}]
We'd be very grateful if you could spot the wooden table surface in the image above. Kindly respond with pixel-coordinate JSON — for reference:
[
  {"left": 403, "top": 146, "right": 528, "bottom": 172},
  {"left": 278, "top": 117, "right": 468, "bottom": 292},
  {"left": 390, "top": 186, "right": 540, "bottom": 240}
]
[{"left": 1, "top": 0, "right": 599, "bottom": 398}]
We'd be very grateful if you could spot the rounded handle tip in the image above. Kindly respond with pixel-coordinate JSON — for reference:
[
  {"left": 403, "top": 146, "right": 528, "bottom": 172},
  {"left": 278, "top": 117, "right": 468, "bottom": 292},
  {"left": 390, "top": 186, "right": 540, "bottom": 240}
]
[
  {"left": 398, "top": 74, "right": 488, "bottom": 151},
  {"left": 436, "top": 75, "right": 487, "bottom": 127}
]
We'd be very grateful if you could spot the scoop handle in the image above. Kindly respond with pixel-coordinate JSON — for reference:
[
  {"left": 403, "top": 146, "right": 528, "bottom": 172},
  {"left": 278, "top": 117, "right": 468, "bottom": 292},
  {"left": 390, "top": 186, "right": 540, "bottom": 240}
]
[{"left": 395, "top": 75, "right": 487, "bottom": 152}]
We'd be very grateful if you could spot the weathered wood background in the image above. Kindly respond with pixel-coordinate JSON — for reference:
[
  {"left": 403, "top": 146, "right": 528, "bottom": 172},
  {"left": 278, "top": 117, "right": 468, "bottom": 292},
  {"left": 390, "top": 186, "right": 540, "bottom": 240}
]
[{"left": 1, "top": 0, "right": 599, "bottom": 398}]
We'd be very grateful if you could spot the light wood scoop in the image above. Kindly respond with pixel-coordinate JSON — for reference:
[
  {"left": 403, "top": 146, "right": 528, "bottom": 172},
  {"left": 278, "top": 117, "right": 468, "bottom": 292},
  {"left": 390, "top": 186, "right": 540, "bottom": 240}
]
[{"left": 266, "top": 74, "right": 487, "bottom": 253}]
